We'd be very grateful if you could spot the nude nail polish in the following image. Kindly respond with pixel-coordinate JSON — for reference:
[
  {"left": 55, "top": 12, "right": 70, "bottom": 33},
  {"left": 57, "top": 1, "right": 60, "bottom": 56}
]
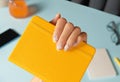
[
  {"left": 53, "top": 36, "right": 58, "bottom": 43},
  {"left": 57, "top": 44, "right": 62, "bottom": 50},
  {"left": 64, "top": 45, "right": 69, "bottom": 51}
]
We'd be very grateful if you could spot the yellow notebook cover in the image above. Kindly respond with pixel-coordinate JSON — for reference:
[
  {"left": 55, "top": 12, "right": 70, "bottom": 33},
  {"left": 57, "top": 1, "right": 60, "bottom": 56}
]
[{"left": 9, "top": 16, "right": 95, "bottom": 82}]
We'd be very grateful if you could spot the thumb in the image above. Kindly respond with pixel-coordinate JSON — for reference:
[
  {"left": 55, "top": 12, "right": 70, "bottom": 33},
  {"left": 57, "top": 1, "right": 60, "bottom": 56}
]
[{"left": 50, "top": 13, "right": 61, "bottom": 25}]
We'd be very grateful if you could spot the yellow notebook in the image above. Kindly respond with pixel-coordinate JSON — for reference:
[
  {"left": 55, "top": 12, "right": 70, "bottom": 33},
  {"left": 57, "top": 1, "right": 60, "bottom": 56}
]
[{"left": 9, "top": 16, "right": 95, "bottom": 82}]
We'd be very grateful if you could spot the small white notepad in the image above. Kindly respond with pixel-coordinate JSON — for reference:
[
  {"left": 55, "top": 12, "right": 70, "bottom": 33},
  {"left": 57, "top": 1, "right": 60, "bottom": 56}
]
[{"left": 87, "top": 48, "right": 116, "bottom": 80}]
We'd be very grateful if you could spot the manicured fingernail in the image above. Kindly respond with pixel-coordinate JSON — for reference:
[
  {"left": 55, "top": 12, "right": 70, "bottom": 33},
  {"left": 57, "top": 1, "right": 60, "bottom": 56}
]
[
  {"left": 53, "top": 36, "right": 58, "bottom": 43},
  {"left": 57, "top": 44, "right": 62, "bottom": 50},
  {"left": 64, "top": 45, "right": 69, "bottom": 51}
]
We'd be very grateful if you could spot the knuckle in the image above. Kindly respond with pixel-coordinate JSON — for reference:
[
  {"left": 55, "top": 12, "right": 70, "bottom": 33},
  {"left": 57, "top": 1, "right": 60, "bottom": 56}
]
[
  {"left": 82, "top": 32, "right": 87, "bottom": 36},
  {"left": 74, "top": 27, "right": 81, "bottom": 33},
  {"left": 79, "top": 32, "right": 87, "bottom": 41},
  {"left": 75, "top": 27, "right": 81, "bottom": 31},
  {"left": 68, "top": 22, "right": 74, "bottom": 27},
  {"left": 58, "top": 17, "right": 67, "bottom": 23},
  {"left": 65, "top": 22, "right": 74, "bottom": 30}
]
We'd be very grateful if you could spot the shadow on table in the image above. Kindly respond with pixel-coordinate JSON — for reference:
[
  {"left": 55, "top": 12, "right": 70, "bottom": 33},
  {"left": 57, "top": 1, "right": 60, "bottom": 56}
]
[
  {"left": 28, "top": 4, "right": 40, "bottom": 17},
  {"left": 22, "top": 1, "right": 49, "bottom": 18}
]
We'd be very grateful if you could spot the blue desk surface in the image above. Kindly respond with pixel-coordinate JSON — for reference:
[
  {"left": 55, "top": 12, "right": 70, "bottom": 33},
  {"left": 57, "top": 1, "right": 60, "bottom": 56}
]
[{"left": 0, "top": 0, "right": 120, "bottom": 82}]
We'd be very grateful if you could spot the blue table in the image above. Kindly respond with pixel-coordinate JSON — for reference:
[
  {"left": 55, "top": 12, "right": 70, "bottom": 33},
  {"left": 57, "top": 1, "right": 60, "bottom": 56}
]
[{"left": 0, "top": 0, "right": 120, "bottom": 82}]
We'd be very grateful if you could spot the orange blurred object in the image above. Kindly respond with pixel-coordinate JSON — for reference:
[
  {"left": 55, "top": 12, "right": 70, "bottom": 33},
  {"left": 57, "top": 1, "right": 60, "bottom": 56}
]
[{"left": 9, "top": 0, "right": 28, "bottom": 18}]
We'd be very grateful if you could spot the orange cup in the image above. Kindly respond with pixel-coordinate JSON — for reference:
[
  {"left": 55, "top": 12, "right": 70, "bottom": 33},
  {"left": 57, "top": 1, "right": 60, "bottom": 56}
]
[{"left": 9, "top": 0, "right": 28, "bottom": 18}]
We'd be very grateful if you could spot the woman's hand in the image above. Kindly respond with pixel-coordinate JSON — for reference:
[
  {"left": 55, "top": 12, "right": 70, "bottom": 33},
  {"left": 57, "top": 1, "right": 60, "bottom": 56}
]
[{"left": 51, "top": 13, "right": 87, "bottom": 51}]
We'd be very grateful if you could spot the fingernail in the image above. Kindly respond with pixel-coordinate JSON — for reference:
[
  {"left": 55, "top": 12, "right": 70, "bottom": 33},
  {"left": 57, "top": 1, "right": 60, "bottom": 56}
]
[
  {"left": 53, "top": 36, "right": 58, "bottom": 43},
  {"left": 64, "top": 45, "right": 69, "bottom": 51},
  {"left": 57, "top": 44, "right": 62, "bottom": 50}
]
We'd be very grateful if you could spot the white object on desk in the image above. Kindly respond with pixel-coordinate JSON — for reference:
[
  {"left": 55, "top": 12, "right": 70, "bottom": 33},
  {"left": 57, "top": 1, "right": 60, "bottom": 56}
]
[{"left": 87, "top": 48, "right": 116, "bottom": 80}]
